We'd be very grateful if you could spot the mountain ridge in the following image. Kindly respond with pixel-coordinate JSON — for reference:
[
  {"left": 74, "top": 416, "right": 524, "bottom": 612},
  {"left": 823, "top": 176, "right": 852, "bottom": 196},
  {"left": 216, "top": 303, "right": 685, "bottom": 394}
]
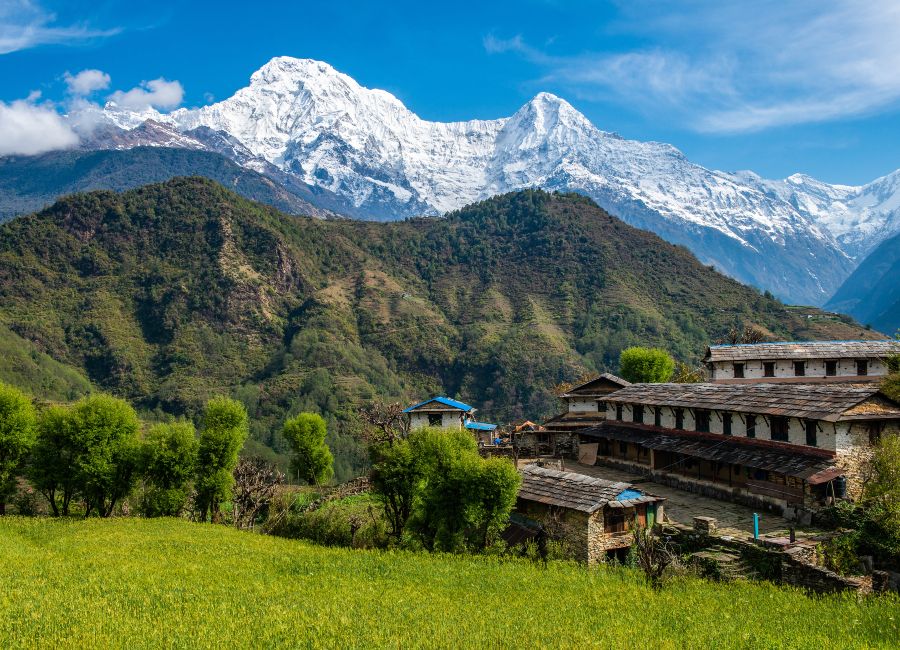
[
  {"left": 0, "top": 179, "right": 876, "bottom": 476},
  {"left": 62, "top": 56, "right": 900, "bottom": 305}
]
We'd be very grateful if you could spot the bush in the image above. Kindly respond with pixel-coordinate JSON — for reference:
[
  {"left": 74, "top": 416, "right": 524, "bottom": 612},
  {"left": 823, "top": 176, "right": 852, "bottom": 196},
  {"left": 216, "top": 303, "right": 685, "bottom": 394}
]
[{"left": 619, "top": 347, "right": 675, "bottom": 383}]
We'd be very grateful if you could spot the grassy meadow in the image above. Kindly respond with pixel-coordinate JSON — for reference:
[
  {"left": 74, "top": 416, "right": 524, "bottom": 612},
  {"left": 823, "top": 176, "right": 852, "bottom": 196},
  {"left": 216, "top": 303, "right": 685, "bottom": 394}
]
[{"left": 1, "top": 518, "right": 898, "bottom": 648}]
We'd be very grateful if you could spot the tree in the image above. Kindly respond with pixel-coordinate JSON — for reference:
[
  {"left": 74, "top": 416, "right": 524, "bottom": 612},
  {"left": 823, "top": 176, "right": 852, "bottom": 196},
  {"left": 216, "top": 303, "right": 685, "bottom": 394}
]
[
  {"left": 671, "top": 361, "right": 705, "bottom": 383},
  {"left": 282, "top": 413, "right": 334, "bottom": 485},
  {"left": 0, "top": 383, "right": 36, "bottom": 515},
  {"left": 718, "top": 325, "right": 768, "bottom": 345},
  {"left": 194, "top": 397, "right": 248, "bottom": 522},
  {"left": 231, "top": 457, "right": 284, "bottom": 530},
  {"left": 618, "top": 347, "right": 675, "bottom": 383},
  {"left": 861, "top": 434, "right": 900, "bottom": 558},
  {"left": 140, "top": 421, "right": 198, "bottom": 517},
  {"left": 29, "top": 406, "right": 79, "bottom": 516},
  {"left": 632, "top": 525, "right": 677, "bottom": 588},
  {"left": 357, "top": 401, "right": 409, "bottom": 445},
  {"left": 70, "top": 394, "right": 142, "bottom": 517},
  {"left": 369, "top": 438, "right": 421, "bottom": 541},
  {"left": 399, "top": 428, "right": 521, "bottom": 552}
]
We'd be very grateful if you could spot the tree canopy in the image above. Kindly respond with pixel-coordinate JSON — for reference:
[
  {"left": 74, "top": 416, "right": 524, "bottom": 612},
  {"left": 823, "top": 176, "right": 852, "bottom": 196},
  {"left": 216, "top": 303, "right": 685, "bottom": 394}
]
[
  {"left": 0, "top": 382, "right": 36, "bottom": 514},
  {"left": 618, "top": 347, "right": 676, "bottom": 383},
  {"left": 195, "top": 397, "right": 248, "bottom": 522},
  {"left": 281, "top": 413, "right": 334, "bottom": 485}
]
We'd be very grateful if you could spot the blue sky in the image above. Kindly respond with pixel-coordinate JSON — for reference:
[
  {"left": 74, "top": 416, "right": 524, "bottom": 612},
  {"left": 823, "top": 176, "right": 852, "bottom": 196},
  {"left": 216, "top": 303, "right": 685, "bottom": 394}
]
[{"left": 2, "top": 0, "right": 899, "bottom": 184}]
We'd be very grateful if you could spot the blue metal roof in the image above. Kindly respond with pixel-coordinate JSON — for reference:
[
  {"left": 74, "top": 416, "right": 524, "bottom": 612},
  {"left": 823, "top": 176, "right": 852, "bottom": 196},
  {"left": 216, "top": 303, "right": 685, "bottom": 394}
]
[
  {"left": 615, "top": 488, "right": 643, "bottom": 501},
  {"left": 465, "top": 421, "right": 497, "bottom": 431},
  {"left": 402, "top": 396, "right": 475, "bottom": 413}
]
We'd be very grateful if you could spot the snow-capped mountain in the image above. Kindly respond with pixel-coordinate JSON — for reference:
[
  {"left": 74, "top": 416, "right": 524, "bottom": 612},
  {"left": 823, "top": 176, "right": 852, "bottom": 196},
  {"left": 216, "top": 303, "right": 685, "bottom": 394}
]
[
  {"left": 78, "top": 56, "right": 900, "bottom": 306},
  {"left": 732, "top": 170, "right": 900, "bottom": 261}
]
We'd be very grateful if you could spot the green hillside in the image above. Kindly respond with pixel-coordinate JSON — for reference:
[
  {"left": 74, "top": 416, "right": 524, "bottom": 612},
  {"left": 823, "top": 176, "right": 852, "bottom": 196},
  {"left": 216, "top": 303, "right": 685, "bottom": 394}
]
[
  {"left": 0, "top": 179, "right": 873, "bottom": 476},
  {"left": 1, "top": 518, "right": 896, "bottom": 648}
]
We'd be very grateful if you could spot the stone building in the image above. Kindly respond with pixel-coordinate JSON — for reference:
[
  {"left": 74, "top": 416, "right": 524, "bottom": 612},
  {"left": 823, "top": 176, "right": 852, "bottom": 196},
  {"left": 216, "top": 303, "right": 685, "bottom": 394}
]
[
  {"left": 538, "top": 374, "right": 631, "bottom": 456},
  {"left": 580, "top": 383, "right": 900, "bottom": 516},
  {"left": 402, "top": 396, "right": 497, "bottom": 438},
  {"left": 704, "top": 340, "right": 900, "bottom": 384},
  {"left": 514, "top": 464, "right": 665, "bottom": 564}
]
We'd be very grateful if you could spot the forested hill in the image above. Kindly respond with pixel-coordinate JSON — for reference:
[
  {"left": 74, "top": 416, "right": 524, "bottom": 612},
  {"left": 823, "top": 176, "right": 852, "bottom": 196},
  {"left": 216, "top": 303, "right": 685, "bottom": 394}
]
[{"left": 0, "top": 179, "right": 872, "bottom": 478}]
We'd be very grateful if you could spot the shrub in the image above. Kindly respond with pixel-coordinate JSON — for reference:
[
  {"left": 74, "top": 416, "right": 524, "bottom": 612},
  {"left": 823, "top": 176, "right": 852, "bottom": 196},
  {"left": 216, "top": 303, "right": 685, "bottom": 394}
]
[{"left": 619, "top": 347, "right": 675, "bottom": 383}]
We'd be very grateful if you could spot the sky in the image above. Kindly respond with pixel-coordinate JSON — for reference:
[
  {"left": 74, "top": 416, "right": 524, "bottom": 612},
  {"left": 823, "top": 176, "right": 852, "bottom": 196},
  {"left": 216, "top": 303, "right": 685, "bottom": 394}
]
[{"left": 1, "top": 0, "right": 899, "bottom": 185}]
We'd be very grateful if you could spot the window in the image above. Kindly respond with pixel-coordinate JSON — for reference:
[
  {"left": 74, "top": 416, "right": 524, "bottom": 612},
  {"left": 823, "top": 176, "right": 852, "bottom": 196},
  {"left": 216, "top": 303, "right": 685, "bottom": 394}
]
[
  {"left": 428, "top": 413, "right": 442, "bottom": 427},
  {"left": 733, "top": 363, "right": 745, "bottom": 378},
  {"left": 605, "top": 512, "right": 626, "bottom": 533},
  {"left": 794, "top": 361, "right": 805, "bottom": 377},
  {"left": 732, "top": 464, "right": 741, "bottom": 476},
  {"left": 632, "top": 405, "right": 644, "bottom": 424},
  {"left": 616, "top": 404, "right": 623, "bottom": 420},
  {"left": 746, "top": 415, "right": 756, "bottom": 438},
  {"left": 674, "top": 408, "right": 684, "bottom": 430},
  {"left": 695, "top": 410, "right": 710, "bottom": 433},
  {"left": 856, "top": 360, "right": 868, "bottom": 376},
  {"left": 619, "top": 441, "right": 628, "bottom": 456},
  {"left": 771, "top": 416, "right": 789, "bottom": 441},
  {"left": 654, "top": 407, "right": 662, "bottom": 427},
  {"left": 722, "top": 412, "right": 732, "bottom": 436},
  {"left": 825, "top": 360, "right": 837, "bottom": 376},
  {"left": 763, "top": 362, "right": 776, "bottom": 377},
  {"left": 805, "top": 420, "right": 817, "bottom": 446}
]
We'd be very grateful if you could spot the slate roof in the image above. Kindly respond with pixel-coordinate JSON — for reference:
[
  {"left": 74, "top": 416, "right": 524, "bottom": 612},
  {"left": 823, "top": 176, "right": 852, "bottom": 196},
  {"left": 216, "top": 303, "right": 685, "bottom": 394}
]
[
  {"left": 402, "top": 396, "right": 475, "bottom": 413},
  {"left": 581, "top": 422, "right": 840, "bottom": 482},
  {"left": 601, "top": 383, "right": 900, "bottom": 422},
  {"left": 543, "top": 411, "right": 606, "bottom": 430},
  {"left": 518, "top": 465, "right": 663, "bottom": 513},
  {"left": 704, "top": 340, "right": 900, "bottom": 363},
  {"left": 560, "top": 373, "right": 631, "bottom": 398}
]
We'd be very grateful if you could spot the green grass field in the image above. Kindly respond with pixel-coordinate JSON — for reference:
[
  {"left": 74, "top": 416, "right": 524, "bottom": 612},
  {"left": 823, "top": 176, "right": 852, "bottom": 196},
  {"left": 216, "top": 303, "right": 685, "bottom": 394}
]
[{"left": 1, "top": 518, "right": 898, "bottom": 649}]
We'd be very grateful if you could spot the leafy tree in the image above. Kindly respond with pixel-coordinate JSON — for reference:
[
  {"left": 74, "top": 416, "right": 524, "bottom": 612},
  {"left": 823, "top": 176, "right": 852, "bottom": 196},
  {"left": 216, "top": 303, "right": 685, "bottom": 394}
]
[
  {"left": 29, "top": 406, "right": 79, "bottom": 516},
  {"left": 140, "top": 421, "right": 198, "bottom": 517},
  {"left": 0, "top": 382, "right": 36, "bottom": 515},
  {"left": 618, "top": 347, "right": 675, "bottom": 383},
  {"left": 281, "top": 413, "right": 334, "bottom": 485},
  {"left": 195, "top": 397, "right": 248, "bottom": 522},
  {"left": 860, "top": 434, "right": 900, "bottom": 558},
  {"left": 369, "top": 438, "right": 421, "bottom": 540},
  {"left": 391, "top": 427, "right": 520, "bottom": 553},
  {"left": 71, "top": 394, "right": 142, "bottom": 517}
]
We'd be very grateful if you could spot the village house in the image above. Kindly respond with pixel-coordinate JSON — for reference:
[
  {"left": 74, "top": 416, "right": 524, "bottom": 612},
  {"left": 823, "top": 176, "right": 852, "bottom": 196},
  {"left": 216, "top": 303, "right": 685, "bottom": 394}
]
[
  {"left": 704, "top": 340, "right": 900, "bottom": 384},
  {"left": 579, "top": 383, "right": 900, "bottom": 517},
  {"left": 402, "top": 396, "right": 498, "bottom": 442},
  {"left": 537, "top": 374, "right": 630, "bottom": 456},
  {"left": 512, "top": 464, "right": 665, "bottom": 564}
]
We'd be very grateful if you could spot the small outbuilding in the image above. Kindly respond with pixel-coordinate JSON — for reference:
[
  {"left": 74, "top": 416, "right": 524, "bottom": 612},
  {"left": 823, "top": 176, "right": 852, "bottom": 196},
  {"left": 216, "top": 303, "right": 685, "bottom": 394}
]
[{"left": 514, "top": 465, "right": 665, "bottom": 564}]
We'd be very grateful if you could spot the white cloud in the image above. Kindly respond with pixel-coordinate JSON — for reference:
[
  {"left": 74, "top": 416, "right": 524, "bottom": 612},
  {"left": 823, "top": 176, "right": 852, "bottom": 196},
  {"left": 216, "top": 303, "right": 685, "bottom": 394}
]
[
  {"left": 0, "top": 98, "right": 79, "bottom": 155},
  {"left": 107, "top": 78, "right": 184, "bottom": 111},
  {"left": 486, "top": 1, "right": 900, "bottom": 133},
  {"left": 0, "top": 1, "right": 119, "bottom": 55},
  {"left": 64, "top": 69, "right": 111, "bottom": 95}
]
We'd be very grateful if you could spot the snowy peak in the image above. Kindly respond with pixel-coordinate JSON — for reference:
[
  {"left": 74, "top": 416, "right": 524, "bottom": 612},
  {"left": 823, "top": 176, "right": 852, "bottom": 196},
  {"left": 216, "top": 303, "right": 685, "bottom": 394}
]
[{"left": 83, "top": 56, "right": 900, "bottom": 306}]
